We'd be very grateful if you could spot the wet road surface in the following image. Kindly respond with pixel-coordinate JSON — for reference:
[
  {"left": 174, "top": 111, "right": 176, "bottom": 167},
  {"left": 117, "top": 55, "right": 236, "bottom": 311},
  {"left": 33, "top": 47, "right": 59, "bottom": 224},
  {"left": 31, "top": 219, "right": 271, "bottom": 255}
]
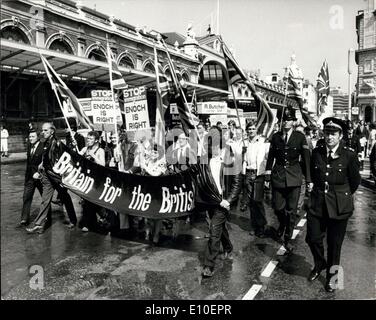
[{"left": 1, "top": 163, "right": 375, "bottom": 300}]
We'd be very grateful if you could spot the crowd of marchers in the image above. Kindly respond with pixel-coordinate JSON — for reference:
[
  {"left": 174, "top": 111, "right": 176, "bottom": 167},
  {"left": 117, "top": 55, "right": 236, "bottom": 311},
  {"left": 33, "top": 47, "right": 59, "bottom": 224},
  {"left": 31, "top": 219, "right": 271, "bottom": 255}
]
[{"left": 13, "top": 109, "right": 376, "bottom": 293}]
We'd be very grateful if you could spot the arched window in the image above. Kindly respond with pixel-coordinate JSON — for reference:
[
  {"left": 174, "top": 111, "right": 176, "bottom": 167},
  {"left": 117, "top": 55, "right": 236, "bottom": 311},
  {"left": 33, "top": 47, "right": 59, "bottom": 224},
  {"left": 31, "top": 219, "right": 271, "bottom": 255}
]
[
  {"left": 0, "top": 26, "right": 30, "bottom": 44},
  {"left": 237, "top": 87, "right": 242, "bottom": 96},
  {"left": 119, "top": 55, "right": 134, "bottom": 69},
  {"left": 143, "top": 62, "right": 155, "bottom": 74},
  {"left": 88, "top": 49, "right": 106, "bottom": 62},
  {"left": 49, "top": 39, "right": 73, "bottom": 54},
  {"left": 198, "top": 61, "right": 228, "bottom": 90}
]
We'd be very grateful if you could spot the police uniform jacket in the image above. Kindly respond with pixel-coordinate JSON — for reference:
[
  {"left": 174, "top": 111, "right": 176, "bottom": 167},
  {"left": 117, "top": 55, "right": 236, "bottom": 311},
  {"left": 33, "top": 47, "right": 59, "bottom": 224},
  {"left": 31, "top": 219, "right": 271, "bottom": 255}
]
[
  {"left": 345, "top": 134, "right": 361, "bottom": 154},
  {"left": 308, "top": 143, "right": 361, "bottom": 220},
  {"left": 265, "top": 130, "right": 311, "bottom": 188}
]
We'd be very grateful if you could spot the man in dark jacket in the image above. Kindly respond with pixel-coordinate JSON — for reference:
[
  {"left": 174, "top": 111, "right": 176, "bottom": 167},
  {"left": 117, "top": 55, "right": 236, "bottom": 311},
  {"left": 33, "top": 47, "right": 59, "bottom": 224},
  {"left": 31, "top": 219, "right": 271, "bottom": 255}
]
[
  {"left": 345, "top": 125, "right": 361, "bottom": 154},
  {"left": 197, "top": 126, "right": 242, "bottom": 278},
  {"left": 306, "top": 117, "right": 360, "bottom": 292},
  {"left": 19, "top": 130, "right": 45, "bottom": 226},
  {"left": 65, "top": 123, "right": 85, "bottom": 152},
  {"left": 26, "top": 122, "right": 77, "bottom": 234},
  {"left": 265, "top": 107, "right": 311, "bottom": 252}
]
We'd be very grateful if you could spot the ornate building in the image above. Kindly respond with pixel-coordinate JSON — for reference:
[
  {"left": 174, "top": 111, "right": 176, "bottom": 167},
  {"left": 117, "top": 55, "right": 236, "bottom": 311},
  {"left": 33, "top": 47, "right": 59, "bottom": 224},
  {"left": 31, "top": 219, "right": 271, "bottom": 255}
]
[
  {"left": 355, "top": 0, "right": 376, "bottom": 123},
  {"left": 1, "top": 0, "right": 300, "bottom": 151}
]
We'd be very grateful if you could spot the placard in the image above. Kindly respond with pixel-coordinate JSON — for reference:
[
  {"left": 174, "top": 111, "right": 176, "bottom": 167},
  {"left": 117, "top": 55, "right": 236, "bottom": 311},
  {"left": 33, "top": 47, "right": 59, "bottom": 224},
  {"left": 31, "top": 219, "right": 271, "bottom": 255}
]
[
  {"left": 123, "top": 86, "right": 150, "bottom": 131},
  {"left": 91, "top": 90, "right": 121, "bottom": 124}
]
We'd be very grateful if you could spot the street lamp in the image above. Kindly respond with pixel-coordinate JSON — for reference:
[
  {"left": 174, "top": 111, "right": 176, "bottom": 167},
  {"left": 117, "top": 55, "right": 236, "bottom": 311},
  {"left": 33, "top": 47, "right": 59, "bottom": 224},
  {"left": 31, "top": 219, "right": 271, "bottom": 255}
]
[{"left": 348, "top": 48, "right": 355, "bottom": 121}]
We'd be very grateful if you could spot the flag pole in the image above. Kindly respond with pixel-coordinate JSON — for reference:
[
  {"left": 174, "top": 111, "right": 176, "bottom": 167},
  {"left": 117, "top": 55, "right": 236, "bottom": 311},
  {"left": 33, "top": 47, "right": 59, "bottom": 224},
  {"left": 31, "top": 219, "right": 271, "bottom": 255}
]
[
  {"left": 153, "top": 42, "right": 166, "bottom": 154},
  {"left": 106, "top": 37, "right": 120, "bottom": 152},
  {"left": 280, "top": 67, "right": 290, "bottom": 133},
  {"left": 40, "top": 53, "right": 78, "bottom": 152},
  {"left": 160, "top": 38, "right": 201, "bottom": 143},
  {"left": 220, "top": 41, "right": 245, "bottom": 147}
]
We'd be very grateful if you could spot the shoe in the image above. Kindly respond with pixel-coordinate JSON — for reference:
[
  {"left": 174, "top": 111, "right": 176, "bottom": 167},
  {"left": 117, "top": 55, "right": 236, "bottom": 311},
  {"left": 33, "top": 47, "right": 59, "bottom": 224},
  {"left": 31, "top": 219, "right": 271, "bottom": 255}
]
[
  {"left": 26, "top": 225, "right": 44, "bottom": 234},
  {"left": 81, "top": 227, "right": 89, "bottom": 232},
  {"left": 324, "top": 281, "right": 336, "bottom": 293},
  {"left": 202, "top": 266, "right": 214, "bottom": 278},
  {"left": 308, "top": 264, "right": 327, "bottom": 282},
  {"left": 308, "top": 269, "right": 321, "bottom": 282},
  {"left": 224, "top": 251, "right": 234, "bottom": 260},
  {"left": 17, "top": 220, "right": 29, "bottom": 227},
  {"left": 67, "top": 223, "right": 75, "bottom": 229},
  {"left": 283, "top": 242, "right": 294, "bottom": 254}
]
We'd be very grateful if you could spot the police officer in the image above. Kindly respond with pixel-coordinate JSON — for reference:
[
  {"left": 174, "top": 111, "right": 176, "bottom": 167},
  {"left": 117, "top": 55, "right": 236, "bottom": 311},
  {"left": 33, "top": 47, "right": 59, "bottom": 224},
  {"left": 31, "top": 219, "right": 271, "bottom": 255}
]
[
  {"left": 306, "top": 117, "right": 360, "bottom": 292},
  {"left": 265, "top": 107, "right": 311, "bottom": 252}
]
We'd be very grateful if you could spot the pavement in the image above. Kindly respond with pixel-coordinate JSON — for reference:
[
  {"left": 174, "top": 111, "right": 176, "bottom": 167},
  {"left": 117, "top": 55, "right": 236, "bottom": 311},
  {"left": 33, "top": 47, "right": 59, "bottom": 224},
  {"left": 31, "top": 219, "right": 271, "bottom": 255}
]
[
  {"left": 0, "top": 152, "right": 27, "bottom": 165},
  {"left": 1, "top": 162, "right": 375, "bottom": 300}
]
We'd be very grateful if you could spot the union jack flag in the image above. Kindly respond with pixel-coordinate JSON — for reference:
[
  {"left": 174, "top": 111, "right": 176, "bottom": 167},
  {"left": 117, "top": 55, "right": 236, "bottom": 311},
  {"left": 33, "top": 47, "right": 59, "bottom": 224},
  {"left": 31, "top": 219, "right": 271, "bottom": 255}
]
[
  {"left": 154, "top": 46, "right": 172, "bottom": 151},
  {"left": 316, "top": 60, "right": 330, "bottom": 113},
  {"left": 161, "top": 41, "right": 199, "bottom": 136},
  {"left": 222, "top": 42, "right": 275, "bottom": 139},
  {"left": 107, "top": 42, "right": 128, "bottom": 91},
  {"left": 40, "top": 54, "right": 94, "bottom": 130}
]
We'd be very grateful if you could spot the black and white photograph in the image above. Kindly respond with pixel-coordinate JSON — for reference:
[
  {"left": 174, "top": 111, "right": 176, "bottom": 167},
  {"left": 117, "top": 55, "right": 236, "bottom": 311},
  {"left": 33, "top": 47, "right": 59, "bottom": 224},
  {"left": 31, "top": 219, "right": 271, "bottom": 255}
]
[{"left": 1, "top": 0, "right": 375, "bottom": 306}]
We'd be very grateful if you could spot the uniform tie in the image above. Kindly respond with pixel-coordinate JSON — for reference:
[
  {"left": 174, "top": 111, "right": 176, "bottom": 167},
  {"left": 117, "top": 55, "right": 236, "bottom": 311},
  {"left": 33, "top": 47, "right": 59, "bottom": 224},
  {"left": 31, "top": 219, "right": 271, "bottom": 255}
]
[{"left": 328, "top": 150, "right": 333, "bottom": 162}]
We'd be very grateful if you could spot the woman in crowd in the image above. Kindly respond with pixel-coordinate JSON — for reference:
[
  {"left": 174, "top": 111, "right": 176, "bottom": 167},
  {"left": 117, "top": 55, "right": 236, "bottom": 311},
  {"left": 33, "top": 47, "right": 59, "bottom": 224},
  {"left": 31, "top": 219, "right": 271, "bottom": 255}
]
[{"left": 78, "top": 131, "right": 106, "bottom": 233}]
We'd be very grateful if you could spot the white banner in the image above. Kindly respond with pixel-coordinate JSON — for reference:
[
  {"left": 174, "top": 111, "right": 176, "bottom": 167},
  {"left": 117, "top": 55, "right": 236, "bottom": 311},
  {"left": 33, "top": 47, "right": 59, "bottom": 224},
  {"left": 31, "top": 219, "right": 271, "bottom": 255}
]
[
  {"left": 91, "top": 90, "right": 121, "bottom": 124},
  {"left": 123, "top": 86, "right": 150, "bottom": 131}
]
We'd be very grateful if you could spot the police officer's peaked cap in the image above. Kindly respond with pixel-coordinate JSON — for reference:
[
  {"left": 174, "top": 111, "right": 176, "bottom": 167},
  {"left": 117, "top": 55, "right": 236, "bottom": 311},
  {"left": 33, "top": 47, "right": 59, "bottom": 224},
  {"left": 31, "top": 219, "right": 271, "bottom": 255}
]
[
  {"left": 277, "top": 107, "right": 297, "bottom": 121},
  {"left": 323, "top": 117, "right": 346, "bottom": 132}
]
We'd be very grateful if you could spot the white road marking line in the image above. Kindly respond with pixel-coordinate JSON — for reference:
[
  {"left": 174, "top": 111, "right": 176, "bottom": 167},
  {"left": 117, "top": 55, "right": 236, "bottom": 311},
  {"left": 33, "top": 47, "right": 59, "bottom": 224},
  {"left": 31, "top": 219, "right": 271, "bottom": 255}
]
[
  {"left": 242, "top": 284, "right": 263, "bottom": 300},
  {"left": 297, "top": 218, "right": 307, "bottom": 227},
  {"left": 276, "top": 245, "right": 287, "bottom": 256},
  {"left": 291, "top": 229, "right": 300, "bottom": 239},
  {"left": 261, "top": 260, "right": 278, "bottom": 277}
]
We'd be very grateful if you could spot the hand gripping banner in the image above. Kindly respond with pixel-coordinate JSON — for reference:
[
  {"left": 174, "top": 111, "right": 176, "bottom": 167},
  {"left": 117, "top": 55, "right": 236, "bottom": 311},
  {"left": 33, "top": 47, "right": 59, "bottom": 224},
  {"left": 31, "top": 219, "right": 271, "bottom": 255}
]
[{"left": 47, "top": 144, "right": 197, "bottom": 219}]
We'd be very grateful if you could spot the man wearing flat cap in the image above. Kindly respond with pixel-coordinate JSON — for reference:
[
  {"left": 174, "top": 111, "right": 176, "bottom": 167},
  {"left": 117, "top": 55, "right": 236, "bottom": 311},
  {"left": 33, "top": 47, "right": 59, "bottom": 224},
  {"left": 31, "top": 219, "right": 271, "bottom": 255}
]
[
  {"left": 265, "top": 107, "right": 311, "bottom": 252},
  {"left": 306, "top": 117, "right": 360, "bottom": 292}
]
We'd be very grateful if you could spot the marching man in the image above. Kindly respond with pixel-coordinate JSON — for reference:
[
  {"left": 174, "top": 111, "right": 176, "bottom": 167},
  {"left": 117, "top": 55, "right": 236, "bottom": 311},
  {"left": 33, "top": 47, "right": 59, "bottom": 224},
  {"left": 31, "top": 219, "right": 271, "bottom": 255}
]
[{"left": 306, "top": 117, "right": 361, "bottom": 292}]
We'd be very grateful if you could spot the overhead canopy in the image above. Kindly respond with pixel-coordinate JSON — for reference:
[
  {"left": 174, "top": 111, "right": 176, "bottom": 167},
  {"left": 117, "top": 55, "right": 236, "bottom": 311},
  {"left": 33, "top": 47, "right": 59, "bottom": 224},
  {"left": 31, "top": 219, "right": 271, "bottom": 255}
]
[{"left": 1, "top": 39, "right": 230, "bottom": 100}]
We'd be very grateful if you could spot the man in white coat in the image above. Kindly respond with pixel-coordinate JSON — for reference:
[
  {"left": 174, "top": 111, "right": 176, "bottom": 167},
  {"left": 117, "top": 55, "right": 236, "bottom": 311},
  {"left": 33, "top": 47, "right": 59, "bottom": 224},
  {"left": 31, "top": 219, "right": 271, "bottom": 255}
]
[{"left": 243, "top": 120, "right": 270, "bottom": 237}]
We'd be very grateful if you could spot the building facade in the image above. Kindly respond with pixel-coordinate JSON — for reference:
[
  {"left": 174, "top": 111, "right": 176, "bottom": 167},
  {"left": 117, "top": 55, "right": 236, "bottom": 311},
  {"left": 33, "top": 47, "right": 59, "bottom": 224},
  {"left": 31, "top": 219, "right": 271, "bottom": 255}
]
[
  {"left": 302, "top": 80, "right": 318, "bottom": 115},
  {"left": 1, "top": 0, "right": 301, "bottom": 151},
  {"left": 330, "top": 87, "right": 355, "bottom": 119},
  {"left": 355, "top": 0, "right": 376, "bottom": 123}
]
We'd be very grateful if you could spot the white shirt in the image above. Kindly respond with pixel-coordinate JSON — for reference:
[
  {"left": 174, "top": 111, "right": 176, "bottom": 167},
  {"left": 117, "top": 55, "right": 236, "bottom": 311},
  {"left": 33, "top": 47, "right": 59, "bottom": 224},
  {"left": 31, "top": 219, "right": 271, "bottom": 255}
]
[
  {"left": 326, "top": 143, "right": 340, "bottom": 158},
  {"left": 209, "top": 150, "right": 224, "bottom": 195},
  {"left": 244, "top": 135, "right": 269, "bottom": 175},
  {"left": 283, "top": 128, "right": 293, "bottom": 143},
  {"left": 1, "top": 129, "right": 9, "bottom": 139},
  {"left": 30, "top": 141, "right": 40, "bottom": 156}
]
